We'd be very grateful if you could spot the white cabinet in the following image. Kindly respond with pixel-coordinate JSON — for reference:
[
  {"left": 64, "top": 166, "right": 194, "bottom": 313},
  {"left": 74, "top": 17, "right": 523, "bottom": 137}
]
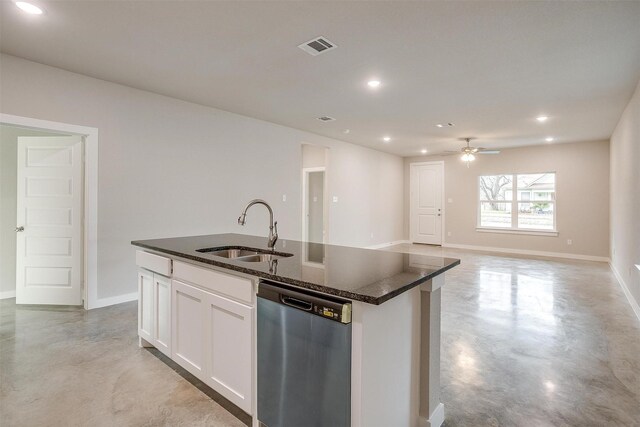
[
  {"left": 204, "top": 292, "right": 253, "bottom": 413},
  {"left": 138, "top": 268, "right": 172, "bottom": 354},
  {"left": 171, "top": 279, "right": 207, "bottom": 378},
  {"left": 138, "top": 269, "right": 154, "bottom": 344},
  {"left": 171, "top": 262, "right": 255, "bottom": 414},
  {"left": 153, "top": 274, "right": 172, "bottom": 357},
  {"left": 137, "top": 252, "right": 255, "bottom": 416}
]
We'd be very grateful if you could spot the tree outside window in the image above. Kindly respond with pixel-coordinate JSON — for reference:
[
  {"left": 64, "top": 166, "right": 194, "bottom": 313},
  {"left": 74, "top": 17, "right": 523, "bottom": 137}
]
[{"left": 478, "top": 173, "right": 555, "bottom": 231}]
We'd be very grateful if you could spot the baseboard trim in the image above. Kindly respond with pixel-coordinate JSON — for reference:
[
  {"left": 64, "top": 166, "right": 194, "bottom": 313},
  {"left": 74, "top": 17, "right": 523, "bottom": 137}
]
[
  {"left": 418, "top": 402, "right": 445, "bottom": 427},
  {"left": 610, "top": 262, "right": 640, "bottom": 323},
  {"left": 441, "top": 243, "right": 609, "bottom": 263},
  {"left": 366, "top": 240, "right": 412, "bottom": 250},
  {"left": 91, "top": 292, "right": 138, "bottom": 309},
  {"left": 0, "top": 290, "right": 16, "bottom": 300}
]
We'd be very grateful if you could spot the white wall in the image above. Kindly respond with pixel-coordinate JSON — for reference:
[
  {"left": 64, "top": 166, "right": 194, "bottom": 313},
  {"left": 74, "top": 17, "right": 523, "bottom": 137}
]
[
  {"left": 0, "top": 54, "right": 404, "bottom": 302},
  {"left": 0, "top": 125, "right": 66, "bottom": 297},
  {"left": 404, "top": 140, "right": 610, "bottom": 259},
  {"left": 301, "top": 144, "right": 327, "bottom": 169},
  {"left": 610, "top": 80, "right": 640, "bottom": 314}
]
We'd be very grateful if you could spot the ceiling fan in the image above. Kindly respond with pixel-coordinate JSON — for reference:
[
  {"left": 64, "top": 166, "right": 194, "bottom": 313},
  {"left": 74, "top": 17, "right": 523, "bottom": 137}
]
[{"left": 443, "top": 138, "right": 500, "bottom": 166}]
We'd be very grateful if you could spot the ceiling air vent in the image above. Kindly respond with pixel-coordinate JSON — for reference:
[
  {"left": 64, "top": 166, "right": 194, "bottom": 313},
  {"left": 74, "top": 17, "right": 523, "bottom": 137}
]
[
  {"left": 299, "top": 36, "right": 337, "bottom": 56},
  {"left": 317, "top": 116, "right": 336, "bottom": 122}
]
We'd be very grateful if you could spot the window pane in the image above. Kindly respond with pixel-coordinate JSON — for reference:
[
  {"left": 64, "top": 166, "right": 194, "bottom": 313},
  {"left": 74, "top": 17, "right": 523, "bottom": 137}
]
[
  {"left": 480, "top": 202, "right": 512, "bottom": 228},
  {"left": 518, "top": 202, "right": 554, "bottom": 230},
  {"left": 479, "top": 175, "right": 513, "bottom": 201},
  {"left": 517, "top": 173, "right": 555, "bottom": 201}
]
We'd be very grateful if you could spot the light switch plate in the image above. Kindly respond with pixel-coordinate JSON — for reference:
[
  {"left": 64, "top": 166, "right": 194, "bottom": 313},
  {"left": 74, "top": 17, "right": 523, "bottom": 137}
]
[
  {"left": 333, "top": 196, "right": 338, "bottom": 203},
  {"left": 282, "top": 194, "right": 287, "bottom": 202}
]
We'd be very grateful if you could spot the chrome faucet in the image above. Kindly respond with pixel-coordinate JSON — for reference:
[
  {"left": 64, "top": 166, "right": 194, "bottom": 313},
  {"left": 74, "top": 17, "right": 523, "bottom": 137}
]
[{"left": 238, "top": 199, "right": 278, "bottom": 250}]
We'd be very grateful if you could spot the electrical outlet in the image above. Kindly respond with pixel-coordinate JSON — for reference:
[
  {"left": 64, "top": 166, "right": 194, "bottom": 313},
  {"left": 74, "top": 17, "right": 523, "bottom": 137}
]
[
  {"left": 448, "top": 198, "right": 453, "bottom": 203},
  {"left": 567, "top": 239, "right": 572, "bottom": 245},
  {"left": 447, "top": 231, "right": 452, "bottom": 237},
  {"left": 282, "top": 194, "right": 287, "bottom": 202},
  {"left": 370, "top": 232, "right": 374, "bottom": 239}
]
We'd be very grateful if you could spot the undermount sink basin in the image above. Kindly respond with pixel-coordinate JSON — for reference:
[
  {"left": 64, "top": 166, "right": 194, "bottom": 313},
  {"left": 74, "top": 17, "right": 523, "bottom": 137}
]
[
  {"left": 196, "top": 246, "right": 293, "bottom": 262},
  {"left": 236, "top": 254, "right": 287, "bottom": 263},
  {"left": 205, "top": 249, "right": 258, "bottom": 259}
]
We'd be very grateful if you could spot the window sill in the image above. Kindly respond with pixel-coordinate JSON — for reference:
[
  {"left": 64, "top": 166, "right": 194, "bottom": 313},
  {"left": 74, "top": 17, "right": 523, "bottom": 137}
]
[{"left": 476, "top": 227, "right": 558, "bottom": 237}]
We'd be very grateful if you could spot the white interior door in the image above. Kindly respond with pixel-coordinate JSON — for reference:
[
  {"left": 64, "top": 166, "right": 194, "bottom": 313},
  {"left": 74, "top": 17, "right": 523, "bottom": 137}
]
[
  {"left": 410, "top": 163, "right": 443, "bottom": 245},
  {"left": 16, "top": 136, "right": 83, "bottom": 305}
]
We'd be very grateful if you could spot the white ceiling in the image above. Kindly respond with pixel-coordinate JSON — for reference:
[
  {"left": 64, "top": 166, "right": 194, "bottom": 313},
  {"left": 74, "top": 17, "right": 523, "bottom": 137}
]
[{"left": 2, "top": 1, "right": 639, "bottom": 156}]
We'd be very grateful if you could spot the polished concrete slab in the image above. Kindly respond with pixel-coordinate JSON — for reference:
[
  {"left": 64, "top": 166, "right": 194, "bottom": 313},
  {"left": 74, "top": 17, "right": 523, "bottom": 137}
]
[
  {"left": 1, "top": 245, "right": 639, "bottom": 426},
  {"left": 386, "top": 244, "right": 640, "bottom": 426},
  {"left": 0, "top": 300, "right": 246, "bottom": 427}
]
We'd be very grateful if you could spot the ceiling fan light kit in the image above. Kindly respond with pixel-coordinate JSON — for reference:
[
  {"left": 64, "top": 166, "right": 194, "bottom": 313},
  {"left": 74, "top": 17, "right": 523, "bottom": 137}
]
[{"left": 440, "top": 137, "right": 500, "bottom": 166}]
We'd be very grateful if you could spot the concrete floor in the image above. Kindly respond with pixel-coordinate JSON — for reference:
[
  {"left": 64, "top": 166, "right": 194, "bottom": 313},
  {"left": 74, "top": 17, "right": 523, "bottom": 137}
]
[{"left": 1, "top": 246, "right": 639, "bottom": 426}]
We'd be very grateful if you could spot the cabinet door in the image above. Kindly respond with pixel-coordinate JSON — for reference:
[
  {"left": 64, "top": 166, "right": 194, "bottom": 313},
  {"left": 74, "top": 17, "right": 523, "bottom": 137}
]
[
  {"left": 138, "top": 269, "right": 154, "bottom": 343},
  {"left": 171, "top": 279, "right": 206, "bottom": 378},
  {"left": 204, "top": 292, "right": 253, "bottom": 413},
  {"left": 153, "top": 274, "right": 172, "bottom": 357}
]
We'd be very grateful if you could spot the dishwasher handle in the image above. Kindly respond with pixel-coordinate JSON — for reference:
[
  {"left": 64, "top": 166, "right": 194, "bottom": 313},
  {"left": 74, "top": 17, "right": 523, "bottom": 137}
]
[{"left": 281, "top": 295, "right": 313, "bottom": 311}]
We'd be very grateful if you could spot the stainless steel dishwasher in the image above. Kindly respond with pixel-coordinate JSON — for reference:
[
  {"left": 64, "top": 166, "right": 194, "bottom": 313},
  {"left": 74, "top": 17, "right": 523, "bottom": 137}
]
[{"left": 257, "top": 280, "right": 352, "bottom": 427}]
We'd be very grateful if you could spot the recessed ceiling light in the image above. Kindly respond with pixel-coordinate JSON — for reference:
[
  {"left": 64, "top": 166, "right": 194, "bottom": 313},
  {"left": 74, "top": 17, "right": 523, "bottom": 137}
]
[
  {"left": 15, "top": 1, "right": 43, "bottom": 14},
  {"left": 421, "top": 149, "right": 428, "bottom": 154},
  {"left": 383, "top": 136, "right": 391, "bottom": 142},
  {"left": 367, "top": 80, "right": 381, "bottom": 88},
  {"left": 536, "top": 115, "right": 549, "bottom": 122},
  {"left": 436, "top": 124, "right": 444, "bottom": 128},
  {"left": 343, "top": 129, "right": 350, "bottom": 134},
  {"left": 545, "top": 137, "right": 554, "bottom": 142}
]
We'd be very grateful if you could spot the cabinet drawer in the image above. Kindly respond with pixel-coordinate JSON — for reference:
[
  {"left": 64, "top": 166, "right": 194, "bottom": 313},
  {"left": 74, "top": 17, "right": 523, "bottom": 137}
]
[
  {"left": 136, "top": 250, "right": 172, "bottom": 276},
  {"left": 173, "top": 261, "right": 253, "bottom": 304}
]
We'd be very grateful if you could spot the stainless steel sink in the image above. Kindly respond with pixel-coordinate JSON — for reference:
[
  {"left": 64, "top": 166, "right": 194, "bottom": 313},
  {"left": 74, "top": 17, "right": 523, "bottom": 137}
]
[
  {"left": 207, "top": 249, "right": 259, "bottom": 259},
  {"left": 196, "top": 246, "right": 293, "bottom": 263},
  {"left": 236, "top": 254, "right": 287, "bottom": 263}
]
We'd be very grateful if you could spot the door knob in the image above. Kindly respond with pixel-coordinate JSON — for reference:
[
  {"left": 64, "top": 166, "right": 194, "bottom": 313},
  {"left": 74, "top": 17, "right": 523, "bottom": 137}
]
[{"left": 15, "top": 226, "right": 24, "bottom": 232}]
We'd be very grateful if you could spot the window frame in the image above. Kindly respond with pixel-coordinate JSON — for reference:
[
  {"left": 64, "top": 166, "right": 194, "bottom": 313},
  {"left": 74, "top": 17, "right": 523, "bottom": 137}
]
[{"left": 477, "top": 172, "right": 558, "bottom": 235}]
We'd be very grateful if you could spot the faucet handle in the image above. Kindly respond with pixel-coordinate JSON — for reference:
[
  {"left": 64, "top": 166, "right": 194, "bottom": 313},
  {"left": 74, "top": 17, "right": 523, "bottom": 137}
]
[{"left": 273, "top": 221, "right": 278, "bottom": 236}]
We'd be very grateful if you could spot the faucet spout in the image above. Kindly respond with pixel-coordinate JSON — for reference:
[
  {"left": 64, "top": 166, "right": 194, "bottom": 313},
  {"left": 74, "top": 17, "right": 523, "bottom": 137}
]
[{"left": 237, "top": 199, "right": 278, "bottom": 250}]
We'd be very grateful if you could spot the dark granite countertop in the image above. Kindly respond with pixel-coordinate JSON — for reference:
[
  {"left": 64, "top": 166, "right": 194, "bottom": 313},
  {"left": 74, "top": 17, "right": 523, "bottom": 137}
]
[{"left": 131, "top": 233, "right": 460, "bottom": 305}]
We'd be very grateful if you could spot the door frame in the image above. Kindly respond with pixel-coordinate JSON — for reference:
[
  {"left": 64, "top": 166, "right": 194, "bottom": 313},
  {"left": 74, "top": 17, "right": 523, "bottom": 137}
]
[
  {"left": 1, "top": 113, "right": 98, "bottom": 309},
  {"left": 301, "top": 166, "right": 326, "bottom": 244},
  {"left": 301, "top": 167, "right": 327, "bottom": 268},
  {"left": 409, "top": 161, "right": 445, "bottom": 245}
]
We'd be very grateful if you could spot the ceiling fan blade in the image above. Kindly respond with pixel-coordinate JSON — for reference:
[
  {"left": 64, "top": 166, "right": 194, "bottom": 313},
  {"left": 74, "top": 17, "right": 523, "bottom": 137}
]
[
  {"left": 440, "top": 151, "right": 461, "bottom": 156},
  {"left": 478, "top": 150, "right": 500, "bottom": 154}
]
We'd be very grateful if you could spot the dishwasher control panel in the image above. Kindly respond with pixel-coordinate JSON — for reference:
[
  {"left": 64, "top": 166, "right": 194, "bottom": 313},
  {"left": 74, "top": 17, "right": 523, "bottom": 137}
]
[{"left": 258, "top": 280, "right": 352, "bottom": 324}]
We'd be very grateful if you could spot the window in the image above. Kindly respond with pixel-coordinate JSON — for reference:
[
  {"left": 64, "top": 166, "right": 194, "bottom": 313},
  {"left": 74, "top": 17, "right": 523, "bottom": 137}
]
[{"left": 478, "top": 173, "right": 556, "bottom": 232}]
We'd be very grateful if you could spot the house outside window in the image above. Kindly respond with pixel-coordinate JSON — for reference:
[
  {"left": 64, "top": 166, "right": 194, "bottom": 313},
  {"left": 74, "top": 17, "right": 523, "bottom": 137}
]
[{"left": 478, "top": 173, "right": 556, "bottom": 232}]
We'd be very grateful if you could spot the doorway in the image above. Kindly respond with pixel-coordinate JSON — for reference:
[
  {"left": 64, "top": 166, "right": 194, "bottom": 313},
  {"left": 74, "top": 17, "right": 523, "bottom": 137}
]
[
  {"left": 301, "top": 144, "right": 329, "bottom": 266},
  {"left": 410, "top": 161, "right": 444, "bottom": 245},
  {"left": 303, "top": 168, "right": 325, "bottom": 262},
  {"left": 0, "top": 114, "right": 98, "bottom": 308}
]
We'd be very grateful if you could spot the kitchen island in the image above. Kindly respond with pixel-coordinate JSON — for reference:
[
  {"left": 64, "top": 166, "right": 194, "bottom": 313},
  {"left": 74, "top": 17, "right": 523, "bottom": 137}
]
[{"left": 132, "top": 233, "right": 460, "bottom": 427}]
